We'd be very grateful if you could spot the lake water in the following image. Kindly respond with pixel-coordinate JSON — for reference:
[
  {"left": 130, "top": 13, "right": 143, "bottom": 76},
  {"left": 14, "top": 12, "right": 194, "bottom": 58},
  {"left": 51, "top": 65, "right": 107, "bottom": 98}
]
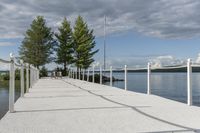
[
  {"left": 103, "top": 72, "right": 200, "bottom": 106},
  {"left": 0, "top": 80, "right": 20, "bottom": 119},
  {"left": 1, "top": 72, "right": 200, "bottom": 119}
]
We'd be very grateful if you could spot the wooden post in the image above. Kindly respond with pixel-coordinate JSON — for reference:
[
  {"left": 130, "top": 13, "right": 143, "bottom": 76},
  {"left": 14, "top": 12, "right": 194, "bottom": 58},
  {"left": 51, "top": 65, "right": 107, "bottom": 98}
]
[
  {"left": 187, "top": 59, "right": 192, "bottom": 106},
  {"left": 124, "top": 65, "right": 127, "bottom": 91},
  {"left": 20, "top": 60, "right": 24, "bottom": 97},
  {"left": 9, "top": 53, "right": 15, "bottom": 113}
]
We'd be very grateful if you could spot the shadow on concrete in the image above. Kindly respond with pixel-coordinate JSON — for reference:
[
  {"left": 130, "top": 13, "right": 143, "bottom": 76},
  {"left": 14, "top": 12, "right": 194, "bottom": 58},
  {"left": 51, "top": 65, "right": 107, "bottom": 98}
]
[
  {"left": 62, "top": 79, "right": 199, "bottom": 132},
  {"left": 16, "top": 106, "right": 150, "bottom": 113},
  {"left": 141, "top": 129, "right": 200, "bottom": 133}
]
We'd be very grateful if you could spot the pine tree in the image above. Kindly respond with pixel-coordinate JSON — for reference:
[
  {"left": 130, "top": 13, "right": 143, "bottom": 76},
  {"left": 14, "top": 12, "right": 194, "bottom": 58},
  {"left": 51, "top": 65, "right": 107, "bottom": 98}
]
[
  {"left": 73, "top": 16, "right": 98, "bottom": 70},
  {"left": 19, "top": 16, "right": 54, "bottom": 68},
  {"left": 55, "top": 18, "right": 74, "bottom": 76}
]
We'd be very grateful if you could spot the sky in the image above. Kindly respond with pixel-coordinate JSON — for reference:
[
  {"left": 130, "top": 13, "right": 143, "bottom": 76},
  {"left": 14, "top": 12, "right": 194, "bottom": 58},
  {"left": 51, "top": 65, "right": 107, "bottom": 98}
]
[{"left": 1, "top": 0, "right": 200, "bottom": 69}]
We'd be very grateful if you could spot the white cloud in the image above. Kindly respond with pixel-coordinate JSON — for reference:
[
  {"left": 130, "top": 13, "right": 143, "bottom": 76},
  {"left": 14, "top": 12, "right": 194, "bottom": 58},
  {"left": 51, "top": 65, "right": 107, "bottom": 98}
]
[
  {"left": 104, "top": 54, "right": 186, "bottom": 69},
  {"left": 0, "top": 0, "right": 200, "bottom": 39},
  {"left": 195, "top": 53, "right": 200, "bottom": 63},
  {"left": 0, "top": 42, "right": 15, "bottom": 46},
  {"left": 0, "top": 62, "right": 9, "bottom": 70},
  {"left": 150, "top": 55, "right": 184, "bottom": 68}
]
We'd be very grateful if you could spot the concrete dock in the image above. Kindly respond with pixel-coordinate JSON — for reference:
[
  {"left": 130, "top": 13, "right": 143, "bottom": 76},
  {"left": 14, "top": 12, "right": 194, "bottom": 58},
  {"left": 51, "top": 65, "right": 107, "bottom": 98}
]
[{"left": 0, "top": 78, "right": 200, "bottom": 133}]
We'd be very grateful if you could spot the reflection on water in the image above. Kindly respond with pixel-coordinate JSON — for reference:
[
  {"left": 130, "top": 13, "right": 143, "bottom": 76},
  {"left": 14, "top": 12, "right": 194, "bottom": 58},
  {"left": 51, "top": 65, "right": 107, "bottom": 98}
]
[
  {"left": 104, "top": 72, "right": 200, "bottom": 106},
  {"left": 0, "top": 80, "right": 20, "bottom": 119}
]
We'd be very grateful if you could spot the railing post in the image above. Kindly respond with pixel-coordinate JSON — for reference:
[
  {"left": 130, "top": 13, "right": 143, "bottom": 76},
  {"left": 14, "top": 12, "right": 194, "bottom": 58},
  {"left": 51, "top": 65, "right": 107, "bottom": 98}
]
[
  {"left": 83, "top": 69, "right": 85, "bottom": 81},
  {"left": 92, "top": 65, "right": 95, "bottom": 83},
  {"left": 87, "top": 69, "right": 89, "bottom": 82},
  {"left": 110, "top": 66, "right": 112, "bottom": 86},
  {"left": 79, "top": 68, "right": 81, "bottom": 80},
  {"left": 75, "top": 70, "right": 77, "bottom": 79},
  {"left": 72, "top": 70, "right": 74, "bottom": 79},
  {"left": 30, "top": 65, "right": 33, "bottom": 88},
  {"left": 147, "top": 63, "right": 151, "bottom": 95},
  {"left": 124, "top": 65, "right": 127, "bottom": 91},
  {"left": 100, "top": 65, "right": 102, "bottom": 84},
  {"left": 37, "top": 69, "right": 39, "bottom": 81},
  {"left": 187, "top": 59, "right": 192, "bottom": 106},
  {"left": 26, "top": 63, "right": 29, "bottom": 93},
  {"left": 20, "top": 60, "right": 24, "bottom": 97},
  {"left": 9, "top": 53, "right": 15, "bottom": 113}
]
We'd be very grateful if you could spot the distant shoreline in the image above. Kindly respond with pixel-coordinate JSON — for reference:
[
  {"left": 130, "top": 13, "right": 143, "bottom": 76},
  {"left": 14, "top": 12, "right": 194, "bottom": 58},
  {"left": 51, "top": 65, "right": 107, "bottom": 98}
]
[{"left": 103, "top": 66, "right": 200, "bottom": 73}]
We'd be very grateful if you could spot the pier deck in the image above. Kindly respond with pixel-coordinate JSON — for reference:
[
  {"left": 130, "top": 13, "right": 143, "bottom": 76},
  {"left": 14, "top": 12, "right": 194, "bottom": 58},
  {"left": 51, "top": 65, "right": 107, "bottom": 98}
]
[{"left": 0, "top": 78, "right": 200, "bottom": 133}]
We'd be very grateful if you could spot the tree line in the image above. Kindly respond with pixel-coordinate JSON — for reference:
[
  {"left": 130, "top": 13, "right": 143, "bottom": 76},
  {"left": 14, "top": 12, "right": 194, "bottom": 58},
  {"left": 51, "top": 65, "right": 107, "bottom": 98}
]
[{"left": 19, "top": 16, "right": 98, "bottom": 76}]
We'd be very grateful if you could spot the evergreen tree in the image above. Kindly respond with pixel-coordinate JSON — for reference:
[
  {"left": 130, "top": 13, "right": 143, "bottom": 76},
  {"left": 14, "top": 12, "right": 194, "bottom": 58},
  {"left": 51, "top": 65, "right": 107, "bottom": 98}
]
[
  {"left": 73, "top": 16, "right": 98, "bottom": 70},
  {"left": 55, "top": 18, "right": 73, "bottom": 76},
  {"left": 19, "top": 16, "right": 54, "bottom": 68}
]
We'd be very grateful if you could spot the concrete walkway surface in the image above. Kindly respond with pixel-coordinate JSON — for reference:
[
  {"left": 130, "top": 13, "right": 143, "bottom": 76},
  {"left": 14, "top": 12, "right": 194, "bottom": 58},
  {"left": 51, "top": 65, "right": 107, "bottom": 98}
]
[{"left": 0, "top": 78, "right": 200, "bottom": 133}]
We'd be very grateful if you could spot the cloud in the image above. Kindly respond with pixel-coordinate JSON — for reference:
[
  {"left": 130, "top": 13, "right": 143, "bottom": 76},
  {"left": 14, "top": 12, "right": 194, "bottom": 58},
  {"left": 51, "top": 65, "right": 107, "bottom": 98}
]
[
  {"left": 104, "top": 54, "right": 185, "bottom": 69},
  {"left": 195, "top": 53, "right": 200, "bottom": 64},
  {"left": 150, "top": 55, "right": 184, "bottom": 68},
  {"left": 0, "top": 62, "right": 9, "bottom": 70},
  {"left": 0, "top": 42, "right": 15, "bottom": 46},
  {"left": 0, "top": 0, "right": 200, "bottom": 39}
]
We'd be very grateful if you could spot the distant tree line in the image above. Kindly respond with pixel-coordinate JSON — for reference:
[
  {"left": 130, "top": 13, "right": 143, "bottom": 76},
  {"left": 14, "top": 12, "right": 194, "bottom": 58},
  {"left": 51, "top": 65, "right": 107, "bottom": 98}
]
[{"left": 19, "top": 16, "right": 98, "bottom": 76}]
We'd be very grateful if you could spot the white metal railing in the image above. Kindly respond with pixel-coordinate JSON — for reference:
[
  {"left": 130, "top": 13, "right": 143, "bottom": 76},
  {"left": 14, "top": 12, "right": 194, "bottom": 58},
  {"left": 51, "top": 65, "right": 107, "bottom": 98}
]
[
  {"left": 68, "top": 58, "right": 197, "bottom": 106},
  {"left": 0, "top": 53, "right": 40, "bottom": 113}
]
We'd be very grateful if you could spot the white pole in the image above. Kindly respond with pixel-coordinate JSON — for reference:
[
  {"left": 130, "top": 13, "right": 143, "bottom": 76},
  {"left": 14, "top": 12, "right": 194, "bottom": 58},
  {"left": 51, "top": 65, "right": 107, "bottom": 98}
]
[
  {"left": 20, "top": 60, "right": 24, "bottom": 97},
  {"left": 92, "top": 65, "right": 95, "bottom": 83},
  {"left": 26, "top": 63, "right": 29, "bottom": 93},
  {"left": 104, "top": 15, "right": 106, "bottom": 73},
  {"left": 30, "top": 65, "right": 32, "bottom": 88},
  {"left": 147, "top": 63, "right": 151, "bottom": 95},
  {"left": 125, "top": 65, "right": 127, "bottom": 91},
  {"left": 100, "top": 65, "right": 102, "bottom": 84},
  {"left": 87, "top": 69, "right": 89, "bottom": 82},
  {"left": 37, "top": 69, "right": 39, "bottom": 80},
  {"left": 9, "top": 53, "right": 15, "bottom": 113},
  {"left": 110, "top": 66, "right": 112, "bottom": 86},
  {"left": 79, "top": 68, "right": 81, "bottom": 80},
  {"left": 75, "top": 70, "right": 77, "bottom": 79},
  {"left": 83, "top": 69, "right": 85, "bottom": 81},
  {"left": 187, "top": 58, "right": 192, "bottom": 106}
]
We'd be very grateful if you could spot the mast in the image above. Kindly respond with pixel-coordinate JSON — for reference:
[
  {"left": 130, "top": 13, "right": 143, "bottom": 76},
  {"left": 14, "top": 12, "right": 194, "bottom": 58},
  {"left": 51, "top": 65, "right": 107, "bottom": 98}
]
[{"left": 104, "top": 15, "right": 106, "bottom": 72}]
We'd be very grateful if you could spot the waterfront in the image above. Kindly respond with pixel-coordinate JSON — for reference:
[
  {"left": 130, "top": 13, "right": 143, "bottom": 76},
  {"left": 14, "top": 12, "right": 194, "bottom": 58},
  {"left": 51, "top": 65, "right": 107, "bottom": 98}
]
[
  {"left": 104, "top": 72, "right": 200, "bottom": 106},
  {"left": 1, "top": 72, "right": 200, "bottom": 119},
  {"left": 0, "top": 80, "right": 20, "bottom": 119}
]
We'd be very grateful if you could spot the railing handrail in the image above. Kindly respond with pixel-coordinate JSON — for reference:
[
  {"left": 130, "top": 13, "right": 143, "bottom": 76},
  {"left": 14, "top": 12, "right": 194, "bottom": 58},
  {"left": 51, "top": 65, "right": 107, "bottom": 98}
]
[{"left": 0, "top": 58, "right": 11, "bottom": 64}]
